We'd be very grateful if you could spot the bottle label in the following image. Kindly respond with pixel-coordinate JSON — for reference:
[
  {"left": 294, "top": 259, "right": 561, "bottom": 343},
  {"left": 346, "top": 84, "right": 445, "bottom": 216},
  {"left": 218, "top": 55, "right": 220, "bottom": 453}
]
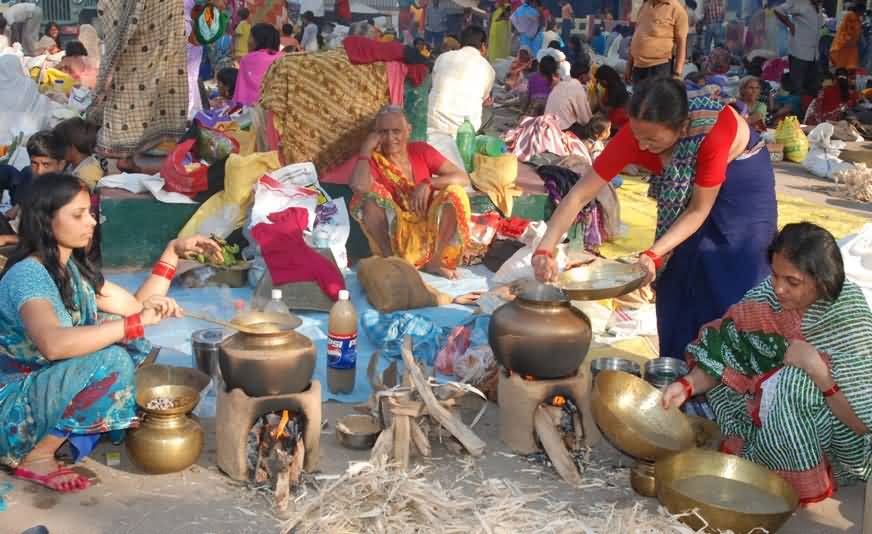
[{"left": 327, "top": 332, "right": 357, "bottom": 370}]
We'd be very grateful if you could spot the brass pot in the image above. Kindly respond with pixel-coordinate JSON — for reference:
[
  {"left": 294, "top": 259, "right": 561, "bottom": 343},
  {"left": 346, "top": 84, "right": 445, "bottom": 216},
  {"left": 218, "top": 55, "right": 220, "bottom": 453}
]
[
  {"left": 127, "top": 384, "right": 204, "bottom": 474},
  {"left": 219, "top": 312, "right": 315, "bottom": 397},
  {"left": 488, "top": 282, "right": 592, "bottom": 379},
  {"left": 655, "top": 448, "right": 799, "bottom": 533},
  {"left": 630, "top": 460, "right": 657, "bottom": 497}
]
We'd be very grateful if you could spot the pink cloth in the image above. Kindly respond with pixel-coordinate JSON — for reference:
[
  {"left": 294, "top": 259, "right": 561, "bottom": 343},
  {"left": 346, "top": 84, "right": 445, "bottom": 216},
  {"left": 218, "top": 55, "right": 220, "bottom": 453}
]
[
  {"left": 386, "top": 61, "right": 407, "bottom": 106},
  {"left": 251, "top": 207, "right": 346, "bottom": 300},
  {"left": 503, "top": 113, "right": 589, "bottom": 162},
  {"left": 234, "top": 49, "right": 282, "bottom": 106}
]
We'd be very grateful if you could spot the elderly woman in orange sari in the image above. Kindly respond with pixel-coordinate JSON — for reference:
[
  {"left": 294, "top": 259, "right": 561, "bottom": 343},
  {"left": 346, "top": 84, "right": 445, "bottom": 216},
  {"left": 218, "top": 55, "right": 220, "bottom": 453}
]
[
  {"left": 350, "top": 106, "right": 471, "bottom": 279},
  {"left": 831, "top": 2, "right": 865, "bottom": 69}
]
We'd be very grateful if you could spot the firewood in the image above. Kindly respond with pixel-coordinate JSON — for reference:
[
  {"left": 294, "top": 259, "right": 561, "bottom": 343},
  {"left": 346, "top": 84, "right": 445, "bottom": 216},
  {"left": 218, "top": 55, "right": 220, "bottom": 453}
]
[
  {"left": 289, "top": 438, "right": 305, "bottom": 490},
  {"left": 393, "top": 415, "right": 411, "bottom": 469},
  {"left": 410, "top": 420, "right": 431, "bottom": 458},
  {"left": 370, "top": 423, "right": 395, "bottom": 464},
  {"left": 273, "top": 446, "right": 291, "bottom": 512},
  {"left": 534, "top": 404, "right": 582, "bottom": 486},
  {"left": 401, "top": 337, "right": 485, "bottom": 457}
]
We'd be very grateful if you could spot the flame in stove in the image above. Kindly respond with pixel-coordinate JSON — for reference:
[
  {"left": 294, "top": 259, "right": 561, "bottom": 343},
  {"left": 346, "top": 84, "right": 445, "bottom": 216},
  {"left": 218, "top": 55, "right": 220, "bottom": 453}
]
[{"left": 272, "top": 410, "right": 290, "bottom": 439}]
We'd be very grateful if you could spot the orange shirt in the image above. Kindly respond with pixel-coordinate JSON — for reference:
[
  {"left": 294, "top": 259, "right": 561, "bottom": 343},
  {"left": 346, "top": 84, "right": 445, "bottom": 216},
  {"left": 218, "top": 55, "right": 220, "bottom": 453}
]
[{"left": 629, "top": 0, "right": 688, "bottom": 68}]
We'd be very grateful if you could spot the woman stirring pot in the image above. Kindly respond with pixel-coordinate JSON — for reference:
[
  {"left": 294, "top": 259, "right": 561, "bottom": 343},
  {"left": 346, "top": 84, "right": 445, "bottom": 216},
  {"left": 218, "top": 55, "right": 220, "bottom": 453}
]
[
  {"left": 533, "top": 77, "right": 778, "bottom": 380},
  {"left": 0, "top": 174, "right": 221, "bottom": 492}
]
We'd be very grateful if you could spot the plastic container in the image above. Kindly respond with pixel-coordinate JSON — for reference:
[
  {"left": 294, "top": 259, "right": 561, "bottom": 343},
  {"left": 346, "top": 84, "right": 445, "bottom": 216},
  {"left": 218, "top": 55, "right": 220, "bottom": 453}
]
[
  {"left": 475, "top": 135, "right": 507, "bottom": 156},
  {"left": 326, "top": 289, "right": 358, "bottom": 394},
  {"left": 455, "top": 117, "right": 477, "bottom": 172},
  {"left": 262, "top": 289, "right": 292, "bottom": 316}
]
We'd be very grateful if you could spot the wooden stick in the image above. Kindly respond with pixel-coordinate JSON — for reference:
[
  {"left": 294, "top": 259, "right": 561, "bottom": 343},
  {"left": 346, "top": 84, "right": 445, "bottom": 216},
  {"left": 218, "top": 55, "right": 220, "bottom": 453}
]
[
  {"left": 288, "top": 437, "right": 305, "bottom": 490},
  {"left": 534, "top": 404, "right": 582, "bottom": 486},
  {"left": 273, "top": 446, "right": 291, "bottom": 512},
  {"left": 401, "top": 337, "right": 485, "bottom": 457},
  {"left": 393, "top": 415, "right": 411, "bottom": 469},
  {"left": 410, "top": 419, "right": 432, "bottom": 458},
  {"left": 863, "top": 476, "right": 872, "bottom": 534},
  {"left": 370, "top": 423, "right": 394, "bottom": 464}
]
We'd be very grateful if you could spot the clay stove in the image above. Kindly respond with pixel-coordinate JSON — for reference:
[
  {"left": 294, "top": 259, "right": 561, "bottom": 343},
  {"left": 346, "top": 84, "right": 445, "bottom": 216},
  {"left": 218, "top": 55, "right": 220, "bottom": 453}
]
[
  {"left": 498, "top": 367, "right": 601, "bottom": 454},
  {"left": 216, "top": 379, "right": 322, "bottom": 480}
]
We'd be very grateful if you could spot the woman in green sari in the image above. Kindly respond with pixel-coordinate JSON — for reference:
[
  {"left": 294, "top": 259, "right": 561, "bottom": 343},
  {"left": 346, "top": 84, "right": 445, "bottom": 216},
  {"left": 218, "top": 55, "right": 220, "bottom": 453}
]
[{"left": 663, "top": 223, "right": 872, "bottom": 504}]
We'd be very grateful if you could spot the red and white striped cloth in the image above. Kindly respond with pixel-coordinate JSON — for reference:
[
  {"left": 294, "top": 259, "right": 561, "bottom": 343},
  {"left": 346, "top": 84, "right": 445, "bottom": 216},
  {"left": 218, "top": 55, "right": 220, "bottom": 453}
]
[{"left": 502, "top": 113, "right": 589, "bottom": 163}]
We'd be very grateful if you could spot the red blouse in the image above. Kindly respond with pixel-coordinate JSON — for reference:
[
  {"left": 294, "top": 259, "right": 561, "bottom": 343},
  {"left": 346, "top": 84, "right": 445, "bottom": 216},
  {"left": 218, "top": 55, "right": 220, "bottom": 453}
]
[
  {"left": 592, "top": 106, "right": 738, "bottom": 188},
  {"left": 369, "top": 142, "right": 447, "bottom": 185}
]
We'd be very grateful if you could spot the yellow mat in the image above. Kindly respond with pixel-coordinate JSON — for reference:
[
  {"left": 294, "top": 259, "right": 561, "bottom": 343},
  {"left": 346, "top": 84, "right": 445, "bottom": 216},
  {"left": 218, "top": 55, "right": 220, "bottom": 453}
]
[{"left": 600, "top": 177, "right": 870, "bottom": 259}]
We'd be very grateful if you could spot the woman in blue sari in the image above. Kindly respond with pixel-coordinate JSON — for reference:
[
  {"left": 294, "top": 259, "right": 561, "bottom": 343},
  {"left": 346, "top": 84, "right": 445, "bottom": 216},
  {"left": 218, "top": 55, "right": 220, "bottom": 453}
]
[
  {"left": 534, "top": 78, "right": 778, "bottom": 404},
  {"left": 0, "top": 174, "right": 221, "bottom": 492}
]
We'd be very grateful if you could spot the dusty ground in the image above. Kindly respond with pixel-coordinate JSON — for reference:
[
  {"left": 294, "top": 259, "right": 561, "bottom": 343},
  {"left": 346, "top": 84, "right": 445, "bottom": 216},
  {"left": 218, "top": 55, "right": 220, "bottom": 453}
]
[
  {"left": 3, "top": 114, "right": 871, "bottom": 533},
  {"left": 1, "top": 390, "right": 867, "bottom": 534}
]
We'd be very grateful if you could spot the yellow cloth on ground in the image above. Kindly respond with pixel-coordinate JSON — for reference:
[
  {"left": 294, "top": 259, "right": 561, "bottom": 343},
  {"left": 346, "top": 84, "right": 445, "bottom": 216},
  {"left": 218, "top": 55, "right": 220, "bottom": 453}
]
[
  {"left": 471, "top": 152, "right": 521, "bottom": 216},
  {"left": 178, "top": 151, "right": 282, "bottom": 238},
  {"left": 600, "top": 177, "right": 869, "bottom": 259}
]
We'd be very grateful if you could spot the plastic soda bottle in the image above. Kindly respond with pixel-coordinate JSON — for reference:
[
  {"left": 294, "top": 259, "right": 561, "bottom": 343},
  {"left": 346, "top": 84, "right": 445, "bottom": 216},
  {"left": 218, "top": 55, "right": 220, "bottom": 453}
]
[{"left": 326, "top": 289, "right": 357, "bottom": 394}]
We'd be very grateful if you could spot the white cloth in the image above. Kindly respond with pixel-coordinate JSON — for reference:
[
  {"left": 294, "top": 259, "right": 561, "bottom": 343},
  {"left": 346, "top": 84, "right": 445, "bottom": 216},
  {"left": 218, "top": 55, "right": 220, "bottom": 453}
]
[
  {"left": 0, "top": 35, "right": 9, "bottom": 52},
  {"left": 97, "top": 173, "right": 198, "bottom": 204},
  {"left": 300, "top": 0, "right": 325, "bottom": 17},
  {"left": 0, "top": 54, "right": 60, "bottom": 142},
  {"left": 301, "top": 22, "right": 319, "bottom": 52},
  {"left": 4, "top": 2, "right": 41, "bottom": 55},
  {"left": 537, "top": 47, "right": 570, "bottom": 80},
  {"left": 541, "top": 30, "right": 560, "bottom": 46},
  {"left": 775, "top": 0, "right": 825, "bottom": 62},
  {"left": 427, "top": 45, "right": 494, "bottom": 163},
  {"left": 840, "top": 223, "right": 872, "bottom": 308},
  {"left": 2, "top": 2, "right": 39, "bottom": 24}
]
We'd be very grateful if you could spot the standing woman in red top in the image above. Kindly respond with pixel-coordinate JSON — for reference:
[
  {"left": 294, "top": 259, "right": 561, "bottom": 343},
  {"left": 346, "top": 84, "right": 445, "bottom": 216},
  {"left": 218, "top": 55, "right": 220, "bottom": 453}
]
[{"left": 534, "top": 78, "right": 777, "bottom": 376}]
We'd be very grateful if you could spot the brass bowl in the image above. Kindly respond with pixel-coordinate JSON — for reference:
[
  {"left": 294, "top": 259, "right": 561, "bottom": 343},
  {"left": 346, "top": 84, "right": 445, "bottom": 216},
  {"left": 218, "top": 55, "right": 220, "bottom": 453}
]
[
  {"left": 688, "top": 415, "right": 722, "bottom": 450},
  {"left": 558, "top": 260, "right": 646, "bottom": 301},
  {"left": 630, "top": 460, "right": 657, "bottom": 497},
  {"left": 591, "top": 370, "right": 696, "bottom": 461},
  {"left": 135, "top": 365, "right": 210, "bottom": 405},
  {"left": 230, "top": 310, "right": 302, "bottom": 334},
  {"left": 655, "top": 448, "right": 799, "bottom": 533}
]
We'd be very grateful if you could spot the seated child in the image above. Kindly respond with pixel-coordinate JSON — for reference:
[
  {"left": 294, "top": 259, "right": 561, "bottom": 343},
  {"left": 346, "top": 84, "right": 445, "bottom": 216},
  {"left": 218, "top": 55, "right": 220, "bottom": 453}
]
[{"left": 53, "top": 118, "right": 103, "bottom": 189}]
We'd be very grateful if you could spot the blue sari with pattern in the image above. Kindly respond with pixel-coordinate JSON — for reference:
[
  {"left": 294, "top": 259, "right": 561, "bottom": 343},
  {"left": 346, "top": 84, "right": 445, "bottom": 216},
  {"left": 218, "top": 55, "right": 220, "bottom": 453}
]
[{"left": 0, "top": 258, "right": 151, "bottom": 467}]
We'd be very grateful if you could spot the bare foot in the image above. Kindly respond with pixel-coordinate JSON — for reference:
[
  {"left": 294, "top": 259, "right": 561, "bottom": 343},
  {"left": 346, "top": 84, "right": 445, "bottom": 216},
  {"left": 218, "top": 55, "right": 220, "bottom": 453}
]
[
  {"left": 13, "top": 457, "right": 89, "bottom": 492},
  {"left": 423, "top": 261, "right": 457, "bottom": 280}
]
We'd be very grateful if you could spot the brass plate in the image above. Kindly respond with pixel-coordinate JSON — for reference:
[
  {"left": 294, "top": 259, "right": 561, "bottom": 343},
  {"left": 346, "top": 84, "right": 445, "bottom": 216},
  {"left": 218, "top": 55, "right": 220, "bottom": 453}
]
[{"left": 558, "top": 260, "right": 646, "bottom": 301}]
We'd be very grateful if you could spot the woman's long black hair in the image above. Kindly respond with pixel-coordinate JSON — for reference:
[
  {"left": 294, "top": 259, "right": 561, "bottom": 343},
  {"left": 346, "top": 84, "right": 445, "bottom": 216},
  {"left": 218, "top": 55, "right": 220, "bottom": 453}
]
[
  {"left": 0, "top": 173, "right": 103, "bottom": 311},
  {"left": 768, "top": 222, "right": 845, "bottom": 302},
  {"left": 251, "top": 22, "right": 280, "bottom": 52},
  {"left": 595, "top": 65, "right": 629, "bottom": 109}
]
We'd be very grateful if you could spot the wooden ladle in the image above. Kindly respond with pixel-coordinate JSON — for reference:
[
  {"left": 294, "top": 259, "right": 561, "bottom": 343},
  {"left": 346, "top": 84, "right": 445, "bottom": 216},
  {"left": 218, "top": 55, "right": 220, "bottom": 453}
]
[{"left": 183, "top": 311, "right": 278, "bottom": 335}]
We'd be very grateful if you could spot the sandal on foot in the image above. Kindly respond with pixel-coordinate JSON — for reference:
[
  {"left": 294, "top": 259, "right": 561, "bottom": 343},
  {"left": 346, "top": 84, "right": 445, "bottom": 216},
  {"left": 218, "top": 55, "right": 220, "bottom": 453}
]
[{"left": 13, "top": 466, "right": 90, "bottom": 492}]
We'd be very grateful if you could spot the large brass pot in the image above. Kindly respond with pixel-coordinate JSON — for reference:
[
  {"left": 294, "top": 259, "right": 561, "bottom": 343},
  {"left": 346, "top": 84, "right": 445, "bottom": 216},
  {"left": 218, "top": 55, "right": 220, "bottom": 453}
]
[
  {"left": 127, "top": 383, "right": 204, "bottom": 474},
  {"left": 219, "top": 311, "right": 315, "bottom": 397},
  {"left": 655, "top": 448, "right": 799, "bottom": 533},
  {"left": 590, "top": 370, "right": 695, "bottom": 461},
  {"left": 488, "top": 283, "right": 592, "bottom": 379}
]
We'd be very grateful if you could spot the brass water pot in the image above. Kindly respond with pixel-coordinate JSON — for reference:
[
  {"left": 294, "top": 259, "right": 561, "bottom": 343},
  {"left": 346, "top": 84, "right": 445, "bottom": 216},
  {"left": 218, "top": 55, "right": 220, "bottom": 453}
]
[
  {"left": 488, "top": 282, "right": 592, "bottom": 379},
  {"left": 127, "top": 383, "right": 204, "bottom": 474}
]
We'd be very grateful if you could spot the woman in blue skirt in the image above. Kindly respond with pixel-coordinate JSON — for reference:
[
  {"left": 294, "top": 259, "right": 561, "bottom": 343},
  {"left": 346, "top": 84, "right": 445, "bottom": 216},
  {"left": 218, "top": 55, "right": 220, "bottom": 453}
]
[{"left": 533, "top": 77, "right": 778, "bottom": 376}]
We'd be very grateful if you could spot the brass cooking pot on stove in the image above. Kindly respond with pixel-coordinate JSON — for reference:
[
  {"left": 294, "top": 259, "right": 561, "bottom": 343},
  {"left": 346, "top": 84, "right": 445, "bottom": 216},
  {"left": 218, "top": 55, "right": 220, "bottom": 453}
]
[
  {"left": 218, "top": 311, "right": 315, "bottom": 397},
  {"left": 488, "top": 282, "right": 592, "bottom": 379}
]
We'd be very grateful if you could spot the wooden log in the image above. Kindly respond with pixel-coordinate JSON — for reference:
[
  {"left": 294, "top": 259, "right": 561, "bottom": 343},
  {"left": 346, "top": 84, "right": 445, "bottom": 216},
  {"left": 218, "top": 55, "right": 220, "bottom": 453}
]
[
  {"left": 288, "top": 437, "right": 305, "bottom": 490},
  {"left": 401, "top": 337, "right": 486, "bottom": 457},
  {"left": 410, "top": 419, "right": 432, "bottom": 458},
  {"left": 863, "top": 476, "right": 872, "bottom": 534},
  {"left": 272, "top": 446, "right": 291, "bottom": 512},
  {"left": 255, "top": 417, "right": 273, "bottom": 483},
  {"left": 393, "top": 415, "right": 411, "bottom": 469},
  {"left": 370, "top": 423, "right": 395, "bottom": 464},
  {"left": 534, "top": 404, "right": 582, "bottom": 486},
  {"left": 386, "top": 398, "right": 426, "bottom": 417}
]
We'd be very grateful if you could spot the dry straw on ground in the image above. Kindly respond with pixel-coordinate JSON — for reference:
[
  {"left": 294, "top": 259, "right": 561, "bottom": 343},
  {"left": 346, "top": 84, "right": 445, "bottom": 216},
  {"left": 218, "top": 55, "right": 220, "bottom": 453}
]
[{"left": 282, "top": 460, "right": 749, "bottom": 534}]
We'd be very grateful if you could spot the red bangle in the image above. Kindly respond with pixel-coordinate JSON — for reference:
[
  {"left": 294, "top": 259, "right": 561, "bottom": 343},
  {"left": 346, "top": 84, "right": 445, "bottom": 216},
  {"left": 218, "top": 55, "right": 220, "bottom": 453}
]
[
  {"left": 152, "top": 260, "right": 176, "bottom": 281},
  {"left": 641, "top": 249, "right": 663, "bottom": 269},
  {"left": 822, "top": 382, "right": 840, "bottom": 398},
  {"left": 124, "top": 313, "right": 144, "bottom": 342},
  {"left": 677, "top": 377, "right": 694, "bottom": 400},
  {"left": 533, "top": 249, "right": 553, "bottom": 259}
]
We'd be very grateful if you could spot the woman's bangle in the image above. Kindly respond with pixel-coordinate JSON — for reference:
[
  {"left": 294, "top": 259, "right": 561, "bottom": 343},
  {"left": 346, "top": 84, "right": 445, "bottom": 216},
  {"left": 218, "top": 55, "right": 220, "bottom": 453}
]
[
  {"left": 151, "top": 260, "right": 176, "bottom": 281},
  {"left": 123, "top": 313, "right": 144, "bottom": 342},
  {"left": 641, "top": 249, "right": 663, "bottom": 270},
  {"left": 533, "top": 249, "right": 553, "bottom": 259},
  {"left": 677, "top": 377, "right": 694, "bottom": 399},
  {"left": 822, "top": 382, "right": 840, "bottom": 398}
]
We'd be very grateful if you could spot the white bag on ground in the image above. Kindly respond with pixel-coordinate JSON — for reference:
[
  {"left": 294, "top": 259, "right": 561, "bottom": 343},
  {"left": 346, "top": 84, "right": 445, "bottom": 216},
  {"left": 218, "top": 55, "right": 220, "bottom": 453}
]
[
  {"left": 840, "top": 223, "right": 872, "bottom": 308},
  {"left": 492, "top": 221, "right": 569, "bottom": 285},
  {"left": 802, "top": 123, "right": 852, "bottom": 180}
]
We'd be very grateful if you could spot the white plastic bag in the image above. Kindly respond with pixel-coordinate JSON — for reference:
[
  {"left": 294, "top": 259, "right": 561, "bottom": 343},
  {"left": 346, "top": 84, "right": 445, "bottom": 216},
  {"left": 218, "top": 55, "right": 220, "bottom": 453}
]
[
  {"left": 801, "top": 123, "right": 853, "bottom": 180},
  {"left": 492, "top": 221, "right": 570, "bottom": 285},
  {"left": 312, "top": 197, "right": 351, "bottom": 271}
]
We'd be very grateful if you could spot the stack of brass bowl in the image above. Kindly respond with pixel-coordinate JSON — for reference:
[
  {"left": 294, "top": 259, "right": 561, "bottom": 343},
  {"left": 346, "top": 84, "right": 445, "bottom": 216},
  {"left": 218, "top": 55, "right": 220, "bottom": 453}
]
[
  {"left": 591, "top": 370, "right": 696, "bottom": 461},
  {"left": 656, "top": 448, "right": 799, "bottom": 533},
  {"left": 127, "top": 365, "right": 209, "bottom": 474}
]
